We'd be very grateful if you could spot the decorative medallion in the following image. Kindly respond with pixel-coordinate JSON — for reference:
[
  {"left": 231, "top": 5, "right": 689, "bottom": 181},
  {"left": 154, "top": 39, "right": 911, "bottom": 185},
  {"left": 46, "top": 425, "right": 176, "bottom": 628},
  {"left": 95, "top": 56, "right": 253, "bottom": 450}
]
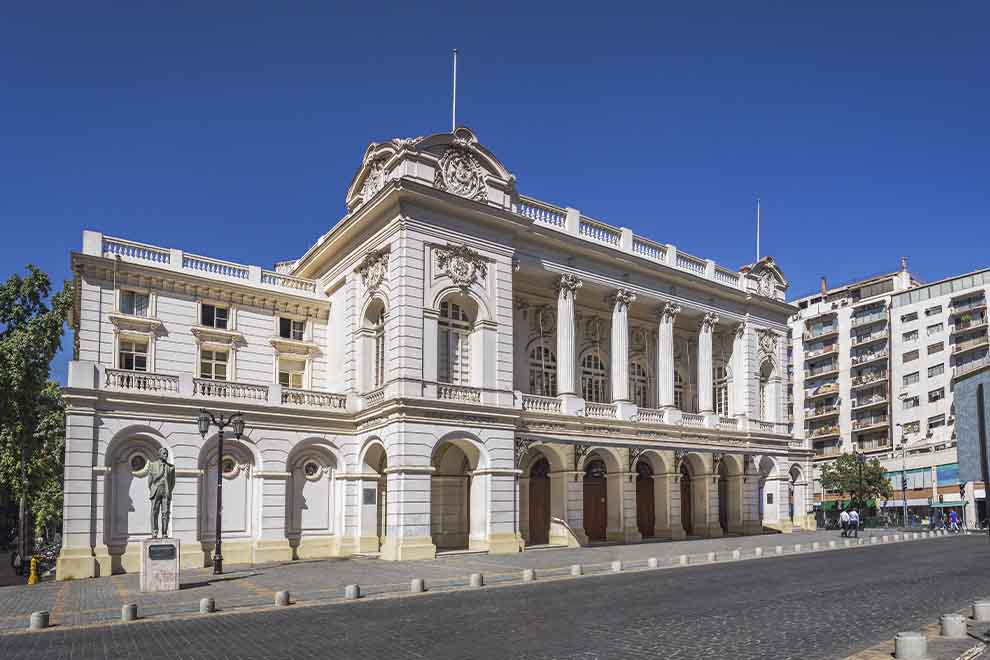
[
  {"left": 555, "top": 274, "right": 583, "bottom": 300},
  {"left": 757, "top": 329, "right": 778, "bottom": 361},
  {"left": 436, "top": 244, "right": 488, "bottom": 289},
  {"left": 434, "top": 147, "right": 488, "bottom": 202},
  {"left": 355, "top": 247, "right": 390, "bottom": 292},
  {"left": 758, "top": 270, "right": 776, "bottom": 298},
  {"left": 358, "top": 158, "right": 388, "bottom": 203}
]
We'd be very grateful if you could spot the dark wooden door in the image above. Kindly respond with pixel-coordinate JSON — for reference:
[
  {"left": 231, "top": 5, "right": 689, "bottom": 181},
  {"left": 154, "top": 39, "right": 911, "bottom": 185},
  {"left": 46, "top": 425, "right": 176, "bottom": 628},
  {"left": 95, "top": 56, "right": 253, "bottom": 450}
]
[
  {"left": 583, "top": 478, "right": 607, "bottom": 541},
  {"left": 718, "top": 476, "right": 728, "bottom": 533},
  {"left": 636, "top": 477, "right": 655, "bottom": 538},
  {"left": 529, "top": 467, "right": 551, "bottom": 546},
  {"left": 680, "top": 471, "right": 693, "bottom": 536}
]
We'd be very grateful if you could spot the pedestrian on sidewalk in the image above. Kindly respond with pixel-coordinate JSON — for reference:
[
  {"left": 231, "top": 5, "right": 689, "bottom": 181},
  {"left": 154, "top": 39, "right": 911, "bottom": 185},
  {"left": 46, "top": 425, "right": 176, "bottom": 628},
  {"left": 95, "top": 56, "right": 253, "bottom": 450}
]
[
  {"left": 849, "top": 509, "right": 860, "bottom": 538},
  {"left": 949, "top": 509, "right": 960, "bottom": 533},
  {"left": 839, "top": 509, "right": 850, "bottom": 537}
]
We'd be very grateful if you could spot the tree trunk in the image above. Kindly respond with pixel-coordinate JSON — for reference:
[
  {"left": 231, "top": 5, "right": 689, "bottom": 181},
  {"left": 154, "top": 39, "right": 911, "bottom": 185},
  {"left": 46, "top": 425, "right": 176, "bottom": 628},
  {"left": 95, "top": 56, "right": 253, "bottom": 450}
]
[{"left": 18, "top": 436, "right": 29, "bottom": 564}]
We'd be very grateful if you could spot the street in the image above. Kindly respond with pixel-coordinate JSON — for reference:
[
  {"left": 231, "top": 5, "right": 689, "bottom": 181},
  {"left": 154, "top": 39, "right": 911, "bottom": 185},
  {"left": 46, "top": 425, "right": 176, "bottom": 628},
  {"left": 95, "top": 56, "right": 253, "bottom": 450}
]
[{"left": 1, "top": 535, "right": 988, "bottom": 659}]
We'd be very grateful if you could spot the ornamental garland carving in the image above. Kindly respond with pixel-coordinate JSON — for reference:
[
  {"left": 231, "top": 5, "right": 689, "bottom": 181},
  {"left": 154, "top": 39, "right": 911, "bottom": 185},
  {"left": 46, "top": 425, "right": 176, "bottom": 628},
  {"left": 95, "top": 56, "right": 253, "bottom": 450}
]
[
  {"left": 355, "top": 247, "right": 390, "bottom": 292},
  {"left": 434, "top": 147, "right": 488, "bottom": 202},
  {"left": 757, "top": 329, "right": 778, "bottom": 361},
  {"left": 555, "top": 274, "right": 583, "bottom": 300},
  {"left": 436, "top": 244, "right": 488, "bottom": 289}
]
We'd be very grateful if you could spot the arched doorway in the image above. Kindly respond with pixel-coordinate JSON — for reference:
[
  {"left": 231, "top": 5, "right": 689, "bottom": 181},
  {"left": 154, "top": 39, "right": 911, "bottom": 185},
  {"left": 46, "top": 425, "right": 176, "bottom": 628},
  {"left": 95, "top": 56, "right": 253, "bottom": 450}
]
[
  {"left": 431, "top": 438, "right": 485, "bottom": 552},
  {"left": 528, "top": 457, "right": 551, "bottom": 545},
  {"left": 583, "top": 458, "right": 608, "bottom": 541},
  {"left": 680, "top": 462, "right": 693, "bottom": 536},
  {"left": 361, "top": 442, "right": 388, "bottom": 551},
  {"left": 718, "top": 460, "right": 729, "bottom": 534},
  {"left": 635, "top": 461, "right": 655, "bottom": 538}
]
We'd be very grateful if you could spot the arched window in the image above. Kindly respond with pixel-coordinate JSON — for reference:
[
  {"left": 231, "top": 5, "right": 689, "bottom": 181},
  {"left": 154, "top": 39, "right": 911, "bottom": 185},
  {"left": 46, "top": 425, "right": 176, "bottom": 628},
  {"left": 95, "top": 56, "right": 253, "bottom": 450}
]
[
  {"left": 581, "top": 352, "right": 608, "bottom": 403},
  {"left": 630, "top": 361, "right": 651, "bottom": 408},
  {"left": 674, "top": 371, "right": 686, "bottom": 411},
  {"left": 439, "top": 300, "right": 472, "bottom": 384},
  {"left": 529, "top": 345, "right": 557, "bottom": 396},
  {"left": 373, "top": 309, "right": 386, "bottom": 388},
  {"left": 713, "top": 364, "right": 729, "bottom": 416}
]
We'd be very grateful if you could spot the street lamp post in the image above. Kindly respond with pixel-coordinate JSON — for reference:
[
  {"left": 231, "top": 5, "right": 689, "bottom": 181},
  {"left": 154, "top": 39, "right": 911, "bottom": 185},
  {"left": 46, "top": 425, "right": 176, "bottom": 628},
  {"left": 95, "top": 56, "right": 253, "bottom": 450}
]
[
  {"left": 856, "top": 451, "right": 866, "bottom": 512},
  {"left": 197, "top": 409, "right": 245, "bottom": 575}
]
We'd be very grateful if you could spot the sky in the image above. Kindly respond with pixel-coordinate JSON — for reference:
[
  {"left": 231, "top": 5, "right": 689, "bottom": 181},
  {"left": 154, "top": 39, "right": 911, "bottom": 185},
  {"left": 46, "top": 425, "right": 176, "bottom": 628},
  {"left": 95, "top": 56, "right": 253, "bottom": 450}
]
[{"left": 2, "top": 2, "right": 988, "bottom": 382}]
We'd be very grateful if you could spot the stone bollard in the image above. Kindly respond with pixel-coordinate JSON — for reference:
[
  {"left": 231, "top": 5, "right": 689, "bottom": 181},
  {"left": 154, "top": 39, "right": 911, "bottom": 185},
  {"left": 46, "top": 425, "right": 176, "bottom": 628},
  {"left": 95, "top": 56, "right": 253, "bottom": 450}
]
[
  {"left": 882, "top": 535, "right": 889, "bottom": 543},
  {"left": 754, "top": 547, "right": 763, "bottom": 558},
  {"left": 844, "top": 539, "right": 852, "bottom": 547},
  {"left": 29, "top": 611, "right": 49, "bottom": 631},
  {"left": 893, "top": 631, "right": 927, "bottom": 660},
  {"left": 707, "top": 552, "right": 716, "bottom": 562},
  {"left": 275, "top": 590, "right": 291, "bottom": 607},
  {"left": 859, "top": 538, "right": 866, "bottom": 545},
  {"left": 972, "top": 600, "right": 990, "bottom": 622},
  {"left": 570, "top": 564, "right": 583, "bottom": 576},
  {"left": 410, "top": 578, "right": 426, "bottom": 593},
  {"left": 775, "top": 545, "right": 783, "bottom": 555},
  {"left": 732, "top": 549, "right": 741, "bottom": 560},
  {"left": 678, "top": 554, "right": 688, "bottom": 565},
  {"left": 913, "top": 533, "right": 919, "bottom": 540},
  {"left": 469, "top": 573, "right": 484, "bottom": 588},
  {"left": 812, "top": 542, "right": 820, "bottom": 551},
  {"left": 793, "top": 544, "right": 802, "bottom": 553},
  {"left": 870, "top": 537, "right": 879, "bottom": 545},
  {"left": 611, "top": 560, "right": 622, "bottom": 573},
  {"left": 199, "top": 598, "right": 215, "bottom": 613},
  {"left": 522, "top": 569, "right": 536, "bottom": 582},
  {"left": 345, "top": 584, "right": 361, "bottom": 600},
  {"left": 828, "top": 541, "right": 836, "bottom": 549},
  {"left": 647, "top": 557, "right": 659, "bottom": 569},
  {"left": 121, "top": 603, "right": 138, "bottom": 622},
  {"left": 941, "top": 613, "right": 967, "bottom": 638}
]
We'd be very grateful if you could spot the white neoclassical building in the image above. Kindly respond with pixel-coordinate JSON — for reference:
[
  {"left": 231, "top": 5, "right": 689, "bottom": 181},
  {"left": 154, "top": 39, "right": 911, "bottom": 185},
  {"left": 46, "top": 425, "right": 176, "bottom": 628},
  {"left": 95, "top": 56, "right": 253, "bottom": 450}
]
[{"left": 57, "top": 128, "right": 811, "bottom": 580}]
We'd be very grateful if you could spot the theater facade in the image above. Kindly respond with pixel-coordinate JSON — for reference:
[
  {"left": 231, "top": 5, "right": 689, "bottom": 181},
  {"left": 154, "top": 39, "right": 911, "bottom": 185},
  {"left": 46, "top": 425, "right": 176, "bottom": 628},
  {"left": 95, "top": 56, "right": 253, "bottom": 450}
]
[{"left": 57, "top": 128, "right": 811, "bottom": 579}]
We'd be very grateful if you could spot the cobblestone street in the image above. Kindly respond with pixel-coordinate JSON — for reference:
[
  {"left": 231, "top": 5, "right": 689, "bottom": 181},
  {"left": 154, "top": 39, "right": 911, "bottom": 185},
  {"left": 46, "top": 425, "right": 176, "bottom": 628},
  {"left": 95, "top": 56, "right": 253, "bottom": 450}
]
[{"left": 1, "top": 533, "right": 987, "bottom": 659}]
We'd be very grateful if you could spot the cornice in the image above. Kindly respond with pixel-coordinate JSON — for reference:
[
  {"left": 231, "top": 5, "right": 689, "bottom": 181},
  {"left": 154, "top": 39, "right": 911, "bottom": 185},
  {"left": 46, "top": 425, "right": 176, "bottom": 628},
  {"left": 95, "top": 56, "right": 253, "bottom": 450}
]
[{"left": 108, "top": 313, "right": 165, "bottom": 335}]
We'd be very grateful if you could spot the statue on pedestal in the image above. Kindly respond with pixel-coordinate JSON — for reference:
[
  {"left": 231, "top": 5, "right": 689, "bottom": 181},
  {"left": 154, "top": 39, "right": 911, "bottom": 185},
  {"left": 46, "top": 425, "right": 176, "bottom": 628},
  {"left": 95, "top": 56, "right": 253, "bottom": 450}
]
[{"left": 148, "top": 447, "right": 175, "bottom": 538}]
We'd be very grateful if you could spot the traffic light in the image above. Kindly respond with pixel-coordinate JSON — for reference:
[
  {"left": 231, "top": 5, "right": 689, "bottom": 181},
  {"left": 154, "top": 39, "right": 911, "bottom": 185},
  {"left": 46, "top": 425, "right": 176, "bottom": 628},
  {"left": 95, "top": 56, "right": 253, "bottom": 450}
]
[
  {"left": 960, "top": 482, "right": 967, "bottom": 499},
  {"left": 902, "top": 477, "right": 908, "bottom": 491}
]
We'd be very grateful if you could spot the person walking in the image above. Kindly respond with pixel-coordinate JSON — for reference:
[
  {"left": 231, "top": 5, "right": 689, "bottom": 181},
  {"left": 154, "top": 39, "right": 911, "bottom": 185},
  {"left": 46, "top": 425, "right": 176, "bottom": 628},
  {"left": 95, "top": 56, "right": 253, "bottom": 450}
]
[
  {"left": 839, "top": 509, "right": 850, "bottom": 537},
  {"left": 849, "top": 508, "right": 860, "bottom": 538},
  {"left": 949, "top": 509, "right": 960, "bottom": 533}
]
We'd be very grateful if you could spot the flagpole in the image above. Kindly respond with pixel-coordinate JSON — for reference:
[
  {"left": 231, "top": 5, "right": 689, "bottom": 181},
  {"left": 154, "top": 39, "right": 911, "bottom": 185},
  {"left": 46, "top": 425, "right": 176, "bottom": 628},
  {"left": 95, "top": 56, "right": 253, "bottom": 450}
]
[
  {"left": 756, "top": 196, "right": 761, "bottom": 262},
  {"left": 452, "top": 49, "right": 458, "bottom": 132}
]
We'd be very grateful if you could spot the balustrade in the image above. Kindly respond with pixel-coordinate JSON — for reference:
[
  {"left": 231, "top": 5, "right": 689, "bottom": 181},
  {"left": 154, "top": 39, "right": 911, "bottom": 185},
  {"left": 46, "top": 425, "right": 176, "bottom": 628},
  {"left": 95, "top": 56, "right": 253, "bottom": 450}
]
[
  {"left": 517, "top": 198, "right": 566, "bottom": 227},
  {"left": 261, "top": 271, "right": 318, "bottom": 293},
  {"left": 192, "top": 378, "right": 268, "bottom": 401},
  {"left": 183, "top": 254, "right": 250, "bottom": 279},
  {"left": 521, "top": 394, "right": 562, "bottom": 414},
  {"left": 585, "top": 402, "right": 617, "bottom": 419},
  {"left": 281, "top": 388, "right": 347, "bottom": 410},
  {"left": 631, "top": 237, "right": 666, "bottom": 262},
  {"left": 438, "top": 384, "right": 482, "bottom": 403},
  {"left": 578, "top": 217, "right": 621, "bottom": 245},
  {"left": 676, "top": 253, "right": 706, "bottom": 275},
  {"left": 364, "top": 387, "right": 386, "bottom": 407},
  {"left": 102, "top": 237, "right": 171, "bottom": 264},
  {"left": 104, "top": 369, "right": 179, "bottom": 393}
]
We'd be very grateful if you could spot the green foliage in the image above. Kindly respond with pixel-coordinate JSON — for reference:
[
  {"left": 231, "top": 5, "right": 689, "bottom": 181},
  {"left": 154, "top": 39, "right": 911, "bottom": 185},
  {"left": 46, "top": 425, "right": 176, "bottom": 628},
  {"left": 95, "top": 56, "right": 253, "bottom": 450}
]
[
  {"left": 819, "top": 453, "right": 893, "bottom": 508},
  {"left": 0, "top": 266, "right": 71, "bottom": 539}
]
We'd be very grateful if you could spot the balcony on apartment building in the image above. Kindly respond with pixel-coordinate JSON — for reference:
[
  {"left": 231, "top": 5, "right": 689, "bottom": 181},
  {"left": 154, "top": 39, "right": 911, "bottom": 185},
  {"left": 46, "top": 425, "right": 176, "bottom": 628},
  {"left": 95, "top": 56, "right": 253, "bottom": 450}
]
[
  {"left": 851, "top": 392, "right": 888, "bottom": 411},
  {"left": 851, "top": 348, "right": 888, "bottom": 367},
  {"left": 951, "top": 333, "right": 990, "bottom": 356},
  {"left": 851, "top": 414, "right": 888, "bottom": 432},
  {"left": 804, "top": 360, "right": 840, "bottom": 380},
  {"left": 851, "top": 327, "right": 889, "bottom": 347},
  {"left": 952, "top": 355, "right": 990, "bottom": 381},
  {"left": 803, "top": 325, "right": 839, "bottom": 342},
  {"left": 856, "top": 432, "right": 891, "bottom": 452},
  {"left": 805, "top": 382, "right": 839, "bottom": 401},
  {"left": 803, "top": 342, "right": 838, "bottom": 362},
  {"left": 850, "top": 310, "right": 888, "bottom": 328},
  {"left": 804, "top": 404, "right": 840, "bottom": 422},
  {"left": 814, "top": 439, "right": 843, "bottom": 458},
  {"left": 949, "top": 296, "right": 987, "bottom": 316},
  {"left": 950, "top": 312, "right": 989, "bottom": 336},
  {"left": 808, "top": 424, "right": 841, "bottom": 440}
]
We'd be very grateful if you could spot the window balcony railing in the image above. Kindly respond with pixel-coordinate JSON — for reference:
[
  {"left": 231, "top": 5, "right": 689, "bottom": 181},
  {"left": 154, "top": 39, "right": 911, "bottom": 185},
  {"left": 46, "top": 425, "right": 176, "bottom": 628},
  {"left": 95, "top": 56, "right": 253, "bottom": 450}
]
[
  {"left": 804, "top": 344, "right": 838, "bottom": 360},
  {"left": 193, "top": 378, "right": 269, "bottom": 402},
  {"left": 851, "top": 395, "right": 887, "bottom": 410},
  {"left": 851, "top": 329, "right": 888, "bottom": 346},
  {"left": 803, "top": 327, "right": 839, "bottom": 341},
  {"left": 364, "top": 387, "right": 386, "bottom": 407},
  {"left": 952, "top": 335, "right": 990, "bottom": 355},
  {"left": 851, "top": 313, "right": 887, "bottom": 328},
  {"left": 805, "top": 382, "right": 839, "bottom": 399},
  {"left": 949, "top": 298, "right": 987, "bottom": 315},
  {"left": 852, "top": 416, "right": 888, "bottom": 431},
  {"left": 521, "top": 393, "right": 563, "bottom": 415},
  {"left": 950, "top": 316, "right": 988, "bottom": 335},
  {"left": 437, "top": 384, "right": 482, "bottom": 403},
  {"left": 851, "top": 371, "right": 888, "bottom": 388},
  {"left": 952, "top": 355, "right": 990, "bottom": 380},
  {"left": 281, "top": 388, "right": 347, "bottom": 410},
  {"left": 804, "top": 406, "right": 840, "bottom": 420},
  {"left": 585, "top": 401, "right": 617, "bottom": 419},
  {"left": 805, "top": 362, "right": 839, "bottom": 379},
  {"left": 808, "top": 425, "right": 840, "bottom": 439},
  {"left": 105, "top": 368, "right": 180, "bottom": 394},
  {"left": 851, "top": 349, "right": 888, "bottom": 366}
]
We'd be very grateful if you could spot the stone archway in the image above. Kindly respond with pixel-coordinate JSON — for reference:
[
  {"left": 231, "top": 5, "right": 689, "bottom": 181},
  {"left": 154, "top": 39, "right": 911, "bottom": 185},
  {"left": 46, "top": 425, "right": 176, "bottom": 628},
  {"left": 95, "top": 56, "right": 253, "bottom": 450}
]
[
  {"left": 431, "top": 437, "right": 487, "bottom": 552},
  {"left": 359, "top": 441, "right": 388, "bottom": 553},
  {"left": 528, "top": 457, "right": 551, "bottom": 545}
]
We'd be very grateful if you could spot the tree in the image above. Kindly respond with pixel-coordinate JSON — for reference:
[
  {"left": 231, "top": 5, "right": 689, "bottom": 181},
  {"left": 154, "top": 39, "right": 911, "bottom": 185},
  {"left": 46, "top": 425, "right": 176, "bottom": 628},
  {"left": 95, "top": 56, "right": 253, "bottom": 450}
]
[
  {"left": 819, "top": 453, "right": 893, "bottom": 511},
  {"left": 0, "top": 266, "right": 71, "bottom": 561}
]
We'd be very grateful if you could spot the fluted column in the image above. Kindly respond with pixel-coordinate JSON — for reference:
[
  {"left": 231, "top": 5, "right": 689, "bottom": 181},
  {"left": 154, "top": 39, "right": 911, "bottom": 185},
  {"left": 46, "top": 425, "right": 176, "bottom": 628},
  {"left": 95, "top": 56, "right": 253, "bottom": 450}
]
[
  {"left": 555, "top": 275, "right": 582, "bottom": 396},
  {"left": 608, "top": 289, "right": 636, "bottom": 403},
  {"left": 657, "top": 302, "right": 681, "bottom": 409},
  {"left": 732, "top": 321, "right": 748, "bottom": 419},
  {"left": 697, "top": 312, "right": 719, "bottom": 414}
]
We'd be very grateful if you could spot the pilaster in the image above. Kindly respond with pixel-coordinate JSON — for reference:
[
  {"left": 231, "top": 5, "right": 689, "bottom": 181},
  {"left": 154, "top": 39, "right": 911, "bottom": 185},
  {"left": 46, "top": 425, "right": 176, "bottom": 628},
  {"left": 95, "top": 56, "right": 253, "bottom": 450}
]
[
  {"left": 555, "top": 275, "right": 582, "bottom": 397},
  {"left": 697, "top": 312, "right": 719, "bottom": 414},
  {"left": 657, "top": 302, "right": 681, "bottom": 410}
]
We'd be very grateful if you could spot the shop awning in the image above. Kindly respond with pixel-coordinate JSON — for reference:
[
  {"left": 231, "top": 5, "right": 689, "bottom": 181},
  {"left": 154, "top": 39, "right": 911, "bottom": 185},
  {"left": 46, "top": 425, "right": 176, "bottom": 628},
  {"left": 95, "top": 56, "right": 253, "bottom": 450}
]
[
  {"left": 820, "top": 501, "right": 837, "bottom": 511},
  {"left": 931, "top": 501, "right": 964, "bottom": 508},
  {"left": 881, "top": 498, "right": 930, "bottom": 508}
]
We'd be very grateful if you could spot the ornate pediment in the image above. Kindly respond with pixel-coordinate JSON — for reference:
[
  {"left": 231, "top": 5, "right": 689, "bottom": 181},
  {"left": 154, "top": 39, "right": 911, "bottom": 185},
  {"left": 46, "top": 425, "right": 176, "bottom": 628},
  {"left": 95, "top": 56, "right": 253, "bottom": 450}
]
[
  {"left": 436, "top": 244, "right": 488, "bottom": 289},
  {"left": 740, "top": 257, "right": 789, "bottom": 301},
  {"left": 108, "top": 313, "right": 164, "bottom": 335},
  {"left": 190, "top": 326, "right": 244, "bottom": 347},
  {"left": 269, "top": 336, "right": 320, "bottom": 357}
]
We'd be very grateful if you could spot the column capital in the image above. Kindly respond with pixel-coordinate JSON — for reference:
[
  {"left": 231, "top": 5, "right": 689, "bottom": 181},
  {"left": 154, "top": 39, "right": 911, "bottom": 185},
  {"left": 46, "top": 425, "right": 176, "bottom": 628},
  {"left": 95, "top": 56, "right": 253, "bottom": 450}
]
[
  {"left": 555, "top": 274, "right": 583, "bottom": 300},
  {"left": 657, "top": 301, "right": 682, "bottom": 323},
  {"left": 606, "top": 288, "right": 636, "bottom": 311},
  {"left": 735, "top": 321, "right": 747, "bottom": 339},
  {"left": 698, "top": 312, "right": 719, "bottom": 332}
]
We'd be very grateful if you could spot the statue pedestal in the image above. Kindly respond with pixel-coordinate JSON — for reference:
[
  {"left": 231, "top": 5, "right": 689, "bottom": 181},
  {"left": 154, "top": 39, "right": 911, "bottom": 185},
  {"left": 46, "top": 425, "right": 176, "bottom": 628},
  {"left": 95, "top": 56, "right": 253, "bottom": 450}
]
[{"left": 140, "top": 538, "right": 180, "bottom": 593}]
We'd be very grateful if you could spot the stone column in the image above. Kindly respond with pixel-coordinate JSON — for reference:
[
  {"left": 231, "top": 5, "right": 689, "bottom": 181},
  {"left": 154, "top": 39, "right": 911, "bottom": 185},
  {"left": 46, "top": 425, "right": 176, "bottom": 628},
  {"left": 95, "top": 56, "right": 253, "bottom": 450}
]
[
  {"left": 56, "top": 409, "right": 99, "bottom": 580},
  {"left": 733, "top": 321, "right": 749, "bottom": 420},
  {"left": 555, "top": 275, "right": 582, "bottom": 398},
  {"left": 657, "top": 302, "right": 681, "bottom": 420},
  {"left": 609, "top": 289, "right": 637, "bottom": 419},
  {"left": 697, "top": 312, "right": 719, "bottom": 415}
]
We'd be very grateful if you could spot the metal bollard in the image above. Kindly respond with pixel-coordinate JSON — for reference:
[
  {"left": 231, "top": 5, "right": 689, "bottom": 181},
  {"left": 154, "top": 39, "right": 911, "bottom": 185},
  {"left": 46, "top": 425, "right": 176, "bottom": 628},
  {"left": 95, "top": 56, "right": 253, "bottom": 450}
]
[
  {"left": 731, "top": 549, "right": 741, "bottom": 560},
  {"left": 522, "top": 569, "right": 536, "bottom": 582},
  {"left": 973, "top": 600, "right": 990, "bottom": 622},
  {"left": 940, "top": 613, "right": 967, "bottom": 638},
  {"left": 754, "top": 547, "right": 763, "bottom": 558},
  {"left": 410, "top": 578, "right": 425, "bottom": 593},
  {"left": 678, "top": 554, "right": 688, "bottom": 565},
  {"left": 274, "top": 590, "right": 291, "bottom": 607},
  {"left": 469, "top": 573, "right": 484, "bottom": 587},
  {"left": 647, "top": 557, "right": 659, "bottom": 569},
  {"left": 893, "top": 631, "right": 927, "bottom": 660},
  {"left": 611, "top": 560, "right": 622, "bottom": 573},
  {"left": 29, "top": 611, "right": 49, "bottom": 630},
  {"left": 570, "top": 564, "right": 583, "bottom": 576},
  {"left": 345, "top": 584, "right": 361, "bottom": 600},
  {"left": 121, "top": 603, "right": 138, "bottom": 622},
  {"left": 199, "top": 597, "right": 215, "bottom": 613}
]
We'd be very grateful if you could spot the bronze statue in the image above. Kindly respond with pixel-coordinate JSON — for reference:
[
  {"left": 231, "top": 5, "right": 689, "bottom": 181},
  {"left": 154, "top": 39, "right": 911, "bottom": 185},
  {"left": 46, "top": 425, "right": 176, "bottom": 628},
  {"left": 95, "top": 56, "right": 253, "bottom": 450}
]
[{"left": 148, "top": 447, "right": 175, "bottom": 538}]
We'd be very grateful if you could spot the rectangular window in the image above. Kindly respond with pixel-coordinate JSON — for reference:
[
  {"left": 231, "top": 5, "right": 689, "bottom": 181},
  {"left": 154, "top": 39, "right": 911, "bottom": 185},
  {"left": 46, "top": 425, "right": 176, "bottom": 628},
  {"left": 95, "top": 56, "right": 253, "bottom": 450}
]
[
  {"left": 927, "top": 323, "right": 943, "bottom": 336},
  {"left": 902, "top": 396, "right": 919, "bottom": 410},
  {"left": 201, "top": 304, "right": 229, "bottom": 329},
  {"left": 200, "top": 349, "right": 228, "bottom": 380},
  {"left": 118, "top": 339, "right": 148, "bottom": 371},
  {"left": 903, "top": 350, "right": 919, "bottom": 363},
  {"left": 902, "top": 330, "right": 918, "bottom": 343},
  {"left": 279, "top": 317, "right": 305, "bottom": 341},
  {"left": 928, "top": 363, "right": 945, "bottom": 378},
  {"left": 925, "top": 305, "right": 942, "bottom": 316},
  {"left": 903, "top": 371, "right": 919, "bottom": 386},
  {"left": 278, "top": 357, "right": 305, "bottom": 389},
  {"left": 928, "top": 388, "right": 944, "bottom": 403},
  {"left": 903, "top": 421, "right": 920, "bottom": 434},
  {"left": 901, "top": 312, "right": 918, "bottom": 323},
  {"left": 928, "top": 342, "right": 943, "bottom": 355},
  {"left": 120, "top": 291, "right": 149, "bottom": 317},
  {"left": 928, "top": 414, "right": 946, "bottom": 429}
]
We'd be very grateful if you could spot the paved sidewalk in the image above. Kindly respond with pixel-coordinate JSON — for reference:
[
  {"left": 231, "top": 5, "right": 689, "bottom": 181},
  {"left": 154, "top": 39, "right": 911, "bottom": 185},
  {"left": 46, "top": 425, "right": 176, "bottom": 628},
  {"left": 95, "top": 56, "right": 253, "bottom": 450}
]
[{"left": 0, "top": 528, "right": 958, "bottom": 634}]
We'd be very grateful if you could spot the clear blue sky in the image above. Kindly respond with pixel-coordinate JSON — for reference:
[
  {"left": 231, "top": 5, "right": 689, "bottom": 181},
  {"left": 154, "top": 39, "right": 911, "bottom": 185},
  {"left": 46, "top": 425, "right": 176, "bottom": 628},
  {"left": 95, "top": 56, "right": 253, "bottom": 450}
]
[{"left": 3, "top": 3, "right": 988, "bottom": 382}]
